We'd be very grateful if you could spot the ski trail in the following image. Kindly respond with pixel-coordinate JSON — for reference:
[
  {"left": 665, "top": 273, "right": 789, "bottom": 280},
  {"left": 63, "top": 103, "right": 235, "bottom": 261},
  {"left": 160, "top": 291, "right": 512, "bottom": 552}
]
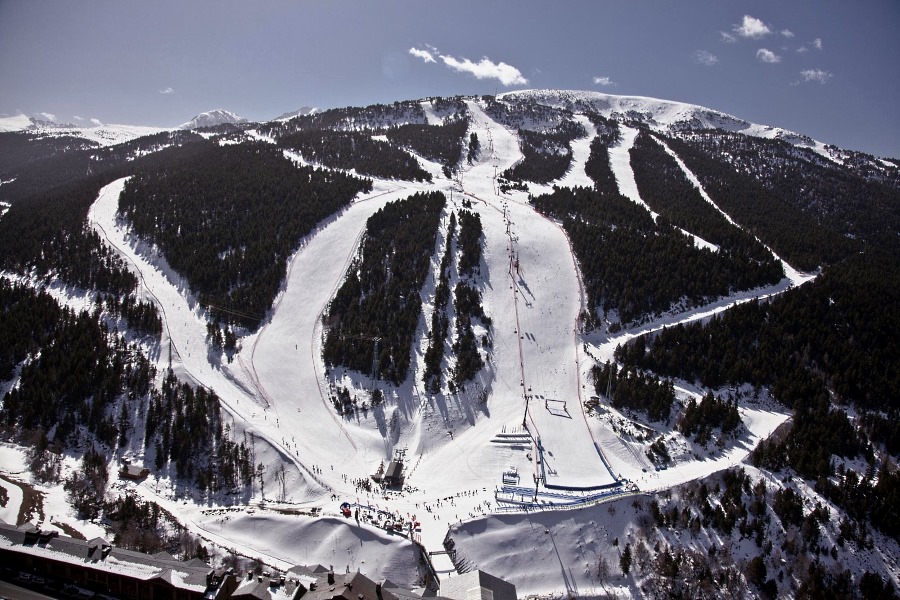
[
  {"left": 609, "top": 126, "right": 718, "bottom": 252},
  {"left": 654, "top": 136, "right": 815, "bottom": 287},
  {"left": 89, "top": 179, "right": 326, "bottom": 499}
]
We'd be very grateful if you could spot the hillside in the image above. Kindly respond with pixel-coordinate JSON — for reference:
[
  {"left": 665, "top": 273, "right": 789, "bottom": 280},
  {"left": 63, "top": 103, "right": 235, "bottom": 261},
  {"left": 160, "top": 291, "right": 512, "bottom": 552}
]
[{"left": 0, "top": 91, "right": 898, "bottom": 598}]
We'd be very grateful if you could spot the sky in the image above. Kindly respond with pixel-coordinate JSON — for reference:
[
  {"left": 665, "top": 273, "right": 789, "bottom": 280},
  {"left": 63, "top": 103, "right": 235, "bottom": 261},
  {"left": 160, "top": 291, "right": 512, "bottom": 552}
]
[{"left": 1, "top": 0, "right": 899, "bottom": 157}]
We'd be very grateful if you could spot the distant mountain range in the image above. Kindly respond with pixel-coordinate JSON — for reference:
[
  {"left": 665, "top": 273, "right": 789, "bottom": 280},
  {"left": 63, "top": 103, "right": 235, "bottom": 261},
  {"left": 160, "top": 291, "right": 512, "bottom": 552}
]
[
  {"left": 178, "top": 109, "right": 248, "bottom": 130},
  {"left": 273, "top": 106, "right": 317, "bottom": 121}
]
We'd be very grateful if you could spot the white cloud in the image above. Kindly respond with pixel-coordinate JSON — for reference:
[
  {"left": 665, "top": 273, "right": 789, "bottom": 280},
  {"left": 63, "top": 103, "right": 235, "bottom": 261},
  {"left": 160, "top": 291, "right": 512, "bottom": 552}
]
[
  {"left": 410, "top": 45, "right": 526, "bottom": 86},
  {"left": 813, "top": 38, "right": 823, "bottom": 50},
  {"left": 90, "top": 118, "right": 103, "bottom": 126},
  {"left": 734, "top": 15, "right": 772, "bottom": 39},
  {"left": 34, "top": 112, "right": 56, "bottom": 122},
  {"left": 798, "top": 69, "right": 832, "bottom": 84},
  {"left": 756, "top": 48, "right": 782, "bottom": 63},
  {"left": 781, "top": 29, "right": 795, "bottom": 38},
  {"left": 693, "top": 50, "right": 719, "bottom": 66},
  {"left": 797, "top": 46, "right": 809, "bottom": 53},
  {"left": 408, "top": 48, "right": 436, "bottom": 64},
  {"left": 73, "top": 115, "right": 84, "bottom": 121},
  {"left": 593, "top": 76, "right": 615, "bottom": 86},
  {"left": 439, "top": 54, "right": 527, "bottom": 86},
  {"left": 720, "top": 31, "right": 737, "bottom": 43},
  {"left": 159, "top": 87, "right": 175, "bottom": 94}
]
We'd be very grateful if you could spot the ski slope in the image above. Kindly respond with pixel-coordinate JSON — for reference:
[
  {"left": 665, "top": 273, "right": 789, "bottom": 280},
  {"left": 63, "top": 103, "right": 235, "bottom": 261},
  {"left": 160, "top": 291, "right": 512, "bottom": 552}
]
[{"left": 80, "top": 95, "right": 810, "bottom": 594}]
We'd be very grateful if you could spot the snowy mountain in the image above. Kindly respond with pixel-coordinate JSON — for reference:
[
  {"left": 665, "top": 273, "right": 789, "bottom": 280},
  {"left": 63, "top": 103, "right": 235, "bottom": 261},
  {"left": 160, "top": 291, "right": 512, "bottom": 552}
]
[
  {"left": 502, "top": 89, "right": 826, "bottom": 151},
  {"left": 0, "top": 91, "right": 898, "bottom": 599},
  {"left": 273, "top": 106, "right": 317, "bottom": 121},
  {"left": 179, "top": 108, "right": 248, "bottom": 130},
  {"left": 0, "top": 113, "right": 33, "bottom": 132}
]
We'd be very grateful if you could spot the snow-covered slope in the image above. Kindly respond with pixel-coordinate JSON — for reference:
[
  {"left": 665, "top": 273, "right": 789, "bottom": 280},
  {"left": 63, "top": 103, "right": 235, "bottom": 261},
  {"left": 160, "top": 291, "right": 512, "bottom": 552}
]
[
  {"left": 180, "top": 109, "right": 248, "bottom": 130},
  {"left": 61, "top": 124, "right": 169, "bottom": 146},
  {"left": 0, "top": 114, "right": 34, "bottom": 132},
  {"left": 501, "top": 89, "right": 824, "bottom": 150},
  {"left": 71, "top": 94, "right": 805, "bottom": 589},
  {"left": 273, "top": 106, "right": 317, "bottom": 121},
  {"left": 3, "top": 90, "right": 893, "bottom": 597}
]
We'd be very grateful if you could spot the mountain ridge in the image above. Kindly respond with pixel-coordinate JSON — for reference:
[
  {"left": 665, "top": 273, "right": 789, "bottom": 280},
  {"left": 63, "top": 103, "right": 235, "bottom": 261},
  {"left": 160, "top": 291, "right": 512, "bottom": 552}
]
[{"left": 179, "top": 108, "right": 248, "bottom": 130}]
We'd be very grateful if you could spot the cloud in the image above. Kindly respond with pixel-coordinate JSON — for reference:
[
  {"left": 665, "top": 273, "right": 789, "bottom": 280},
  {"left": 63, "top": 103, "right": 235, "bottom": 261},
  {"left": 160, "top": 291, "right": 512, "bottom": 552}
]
[
  {"left": 410, "top": 45, "right": 527, "bottom": 86},
  {"left": 73, "top": 115, "right": 84, "bottom": 121},
  {"left": 90, "top": 118, "right": 103, "bottom": 126},
  {"left": 693, "top": 50, "right": 719, "bottom": 66},
  {"left": 734, "top": 15, "right": 772, "bottom": 39},
  {"left": 781, "top": 29, "right": 795, "bottom": 38},
  {"left": 34, "top": 112, "right": 56, "bottom": 122},
  {"left": 440, "top": 55, "right": 527, "bottom": 86},
  {"left": 593, "top": 76, "right": 615, "bottom": 86},
  {"left": 720, "top": 31, "right": 737, "bottom": 43},
  {"left": 756, "top": 48, "right": 782, "bottom": 63},
  {"left": 408, "top": 47, "right": 436, "bottom": 63},
  {"left": 159, "top": 87, "right": 175, "bottom": 94},
  {"left": 812, "top": 38, "right": 823, "bottom": 50},
  {"left": 797, "top": 46, "right": 809, "bottom": 53},
  {"left": 797, "top": 69, "right": 833, "bottom": 84}
]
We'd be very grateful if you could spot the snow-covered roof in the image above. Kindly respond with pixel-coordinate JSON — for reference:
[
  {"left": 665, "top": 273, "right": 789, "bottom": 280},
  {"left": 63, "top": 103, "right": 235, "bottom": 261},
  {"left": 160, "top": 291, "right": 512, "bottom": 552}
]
[{"left": 0, "top": 521, "right": 215, "bottom": 593}]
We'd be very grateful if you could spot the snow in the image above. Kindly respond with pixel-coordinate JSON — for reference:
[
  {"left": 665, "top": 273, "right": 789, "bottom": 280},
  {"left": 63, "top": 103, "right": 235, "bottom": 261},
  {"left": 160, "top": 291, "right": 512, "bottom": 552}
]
[
  {"left": 501, "top": 90, "right": 834, "bottom": 156},
  {"left": 26, "top": 123, "right": 169, "bottom": 147},
  {"left": 606, "top": 126, "right": 719, "bottom": 252},
  {"left": 653, "top": 135, "right": 816, "bottom": 286},
  {"left": 179, "top": 109, "right": 248, "bottom": 130},
  {"left": 197, "top": 512, "right": 420, "bottom": 583},
  {"left": 62, "top": 93, "right": 826, "bottom": 594},
  {"left": 0, "top": 114, "right": 33, "bottom": 132},
  {"left": 78, "top": 124, "right": 169, "bottom": 147},
  {"left": 0, "top": 446, "right": 27, "bottom": 525},
  {"left": 421, "top": 101, "right": 443, "bottom": 126},
  {"left": 273, "top": 107, "right": 317, "bottom": 122}
]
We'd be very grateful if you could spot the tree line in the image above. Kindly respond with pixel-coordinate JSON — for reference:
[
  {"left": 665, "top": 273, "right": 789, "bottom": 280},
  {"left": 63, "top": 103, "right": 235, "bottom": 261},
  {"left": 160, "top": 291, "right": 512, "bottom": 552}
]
[
  {"left": 259, "top": 100, "right": 428, "bottom": 137},
  {"left": 384, "top": 118, "right": 469, "bottom": 177},
  {"left": 0, "top": 280, "right": 156, "bottom": 448},
  {"left": 501, "top": 120, "right": 587, "bottom": 184},
  {"left": 118, "top": 143, "right": 371, "bottom": 328},
  {"left": 591, "top": 360, "right": 675, "bottom": 423},
  {"left": 674, "top": 130, "right": 900, "bottom": 257},
  {"left": 615, "top": 250, "right": 899, "bottom": 413},
  {"left": 278, "top": 129, "right": 432, "bottom": 182},
  {"left": 531, "top": 186, "right": 787, "bottom": 326},
  {"left": 665, "top": 131, "right": 862, "bottom": 270},
  {"left": 630, "top": 130, "right": 783, "bottom": 275},
  {"left": 423, "top": 212, "right": 457, "bottom": 393},
  {"left": 323, "top": 192, "right": 446, "bottom": 386}
]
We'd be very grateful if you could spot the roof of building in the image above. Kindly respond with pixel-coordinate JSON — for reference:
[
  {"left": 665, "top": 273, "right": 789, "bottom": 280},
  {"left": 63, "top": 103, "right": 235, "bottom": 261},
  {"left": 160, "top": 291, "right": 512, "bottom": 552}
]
[
  {"left": 439, "top": 570, "right": 517, "bottom": 600},
  {"left": 0, "top": 520, "right": 216, "bottom": 593},
  {"left": 0, "top": 518, "right": 494, "bottom": 600},
  {"left": 120, "top": 464, "right": 150, "bottom": 479},
  {"left": 384, "top": 461, "right": 403, "bottom": 480}
]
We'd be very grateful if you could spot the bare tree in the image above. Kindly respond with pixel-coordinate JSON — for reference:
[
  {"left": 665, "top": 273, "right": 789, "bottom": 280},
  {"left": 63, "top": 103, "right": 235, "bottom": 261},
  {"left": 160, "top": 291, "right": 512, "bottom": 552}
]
[{"left": 597, "top": 556, "right": 611, "bottom": 586}]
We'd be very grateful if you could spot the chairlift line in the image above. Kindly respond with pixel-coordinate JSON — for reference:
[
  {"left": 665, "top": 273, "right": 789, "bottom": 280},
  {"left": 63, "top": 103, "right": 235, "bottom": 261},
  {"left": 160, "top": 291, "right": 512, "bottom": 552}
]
[{"left": 201, "top": 301, "right": 264, "bottom": 323}]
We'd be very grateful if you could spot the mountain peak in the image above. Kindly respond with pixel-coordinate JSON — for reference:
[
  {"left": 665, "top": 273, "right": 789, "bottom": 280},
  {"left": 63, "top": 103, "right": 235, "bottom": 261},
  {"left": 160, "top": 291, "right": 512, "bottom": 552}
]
[
  {"left": 179, "top": 109, "right": 247, "bottom": 130},
  {"left": 274, "top": 106, "right": 317, "bottom": 121}
]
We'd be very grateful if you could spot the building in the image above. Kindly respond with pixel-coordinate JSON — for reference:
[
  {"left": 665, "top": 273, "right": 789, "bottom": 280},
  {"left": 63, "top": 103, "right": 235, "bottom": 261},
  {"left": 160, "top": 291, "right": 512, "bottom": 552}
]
[
  {"left": 0, "top": 519, "right": 236, "bottom": 598},
  {"left": 382, "top": 461, "right": 404, "bottom": 487},
  {"left": 120, "top": 464, "right": 151, "bottom": 481},
  {"left": 0, "top": 518, "right": 516, "bottom": 600},
  {"left": 439, "top": 571, "right": 517, "bottom": 600}
]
